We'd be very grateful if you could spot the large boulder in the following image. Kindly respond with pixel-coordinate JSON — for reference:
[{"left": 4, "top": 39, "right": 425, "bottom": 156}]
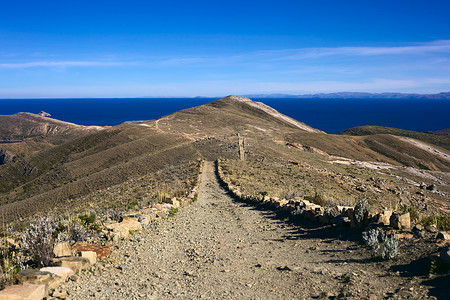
[
  {"left": 71, "top": 243, "right": 111, "bottom": 259},
  {"left": 440, "top": 245, "right": 450, "bottom": 265},
  {"left": 105, "top": 216, "right": 142, "bottom": 240},
  {"left": 53, "top": 242, "right": 72, "bottom": 258},
  {"left": 105, "top": 223, "right": 130, "bottom": 240},
  {"left": 327, "top": 206, "right": 341, "bottom": 218},
  {"left": 274, "top": 199, "right": 288, "bottom": 209},
  {"left": 436, "top": 231, "right": 450, "bottom": 241},
  {"left": 19, "top": 269, "right": 61, "bottom": 289},
  {"left": 51, "top": 257, "right": 91, "bottom": 273},
  {"left": 390, "top": 212, "right": 411, "bottom": 229},
  {"left": 81, "top": 251, "right": 97, "bottom": 265},
  {"left": 0, "top": 283, "right": 46, "bottom": 300},
  {"left": 40, "top": 267, "right": 74, "bottom": 282},
  {"left": 171, "top": 197, "right": 180, "bottom": 208},
  {"left": 120, "top": 217, "right": 143, "bottom": 231},
  {"left": 377, "top": 210, "right": 392, "bottom": 225}
]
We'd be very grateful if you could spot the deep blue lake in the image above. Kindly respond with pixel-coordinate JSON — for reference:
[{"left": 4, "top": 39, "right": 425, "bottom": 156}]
[{"left": 0, "top": 98, "right": 449, "bottom": 134}]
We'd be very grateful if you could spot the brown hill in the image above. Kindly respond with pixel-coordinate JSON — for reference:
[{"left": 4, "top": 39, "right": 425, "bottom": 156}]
[
  {"left": 0, "top": 95, "right": 449, "bottom": 223},
  {"left": 0, "top": 112, "right": 103, "bottom": 144},
  {"left": 0, "top": 112, "right": 105, "bottom": 165}
]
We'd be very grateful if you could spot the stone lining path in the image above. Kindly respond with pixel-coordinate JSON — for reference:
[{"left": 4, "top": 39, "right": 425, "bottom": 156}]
[{"left": 64, "top": 162, "right": 433, "bottom": 299}]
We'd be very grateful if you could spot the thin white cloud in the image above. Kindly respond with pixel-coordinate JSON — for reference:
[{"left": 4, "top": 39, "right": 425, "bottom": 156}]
[
  {"left": 158, "top": 57, "right": 207, "bottom": 65},
  {"left": 0, "top": 61, "right": 130, "bottom": 69},
  {"left": 257, "top": 40, "right": 450, "bottom": 60}
]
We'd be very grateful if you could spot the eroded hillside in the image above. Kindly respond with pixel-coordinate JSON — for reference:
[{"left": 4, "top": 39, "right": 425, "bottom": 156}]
[{"left": 0, "top": 95, "right": 449, "bottom": 223}]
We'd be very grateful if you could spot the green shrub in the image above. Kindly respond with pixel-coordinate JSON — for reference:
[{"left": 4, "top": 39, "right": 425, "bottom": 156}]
[
  {"left": 305, "top": 192, "right": 327, "bottom": 207},
  {"left": 420, "top": 215, "right": 450, "bottom": 231},
  {"left": 0, "top": 247, "right": 21, "bottom": 288},
  {"left": 430, "top": 259, "right": 450, "bottom": 274},
  {"left": 191, "top": 193, "right": 198, "bottom": 203},
  {"left": 400, "top": 205, "right": 419, "bottom": 223},
  {"left": 126, "top": 201, "right": 139, "bottom": 210},
  {"left": 78, "top": 213, "right": 96, "bottom": 226},
  {"left": 168, "top": 207, "right": 179, "bottom": 218}
]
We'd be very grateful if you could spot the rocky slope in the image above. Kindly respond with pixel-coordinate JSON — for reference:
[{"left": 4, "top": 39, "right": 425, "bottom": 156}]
[{"left": 62, "top": 162, "right": 442, "bottom": 299}]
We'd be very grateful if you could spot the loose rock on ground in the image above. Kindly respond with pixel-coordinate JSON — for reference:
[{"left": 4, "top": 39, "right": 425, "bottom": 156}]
[{"left": 64, "top": 162, "right": 436, "bottom": 299}]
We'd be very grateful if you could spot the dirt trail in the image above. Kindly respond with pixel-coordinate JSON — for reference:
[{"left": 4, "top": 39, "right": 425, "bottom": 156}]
[{"left": 65, "top": 162, "right": 434, "bottom": 299}]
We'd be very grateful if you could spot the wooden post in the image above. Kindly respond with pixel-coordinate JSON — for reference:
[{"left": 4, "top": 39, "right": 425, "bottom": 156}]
[{"left": 238, "top": 133, "right": 245, "bottom": 161}]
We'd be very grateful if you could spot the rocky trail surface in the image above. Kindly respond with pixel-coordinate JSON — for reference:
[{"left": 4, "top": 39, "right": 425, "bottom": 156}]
[{"left": 64, "top": 162, "right": 436, "bottom": 299}]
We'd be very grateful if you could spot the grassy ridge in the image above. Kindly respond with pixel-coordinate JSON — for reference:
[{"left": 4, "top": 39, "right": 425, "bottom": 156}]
[
  {"left": 339, "top": 125, "right": 450, "bottom": 150},
  {"left": 1, "top": 96, "right": 449, "bottom": 224}
]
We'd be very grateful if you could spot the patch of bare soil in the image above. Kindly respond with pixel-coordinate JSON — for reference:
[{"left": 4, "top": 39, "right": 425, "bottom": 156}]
[{"left": 64, "top": 162, "right": 443, "bottom": 299}]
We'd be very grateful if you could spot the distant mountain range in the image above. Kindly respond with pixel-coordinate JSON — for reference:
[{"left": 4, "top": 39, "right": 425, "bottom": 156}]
[{"left": 242, "top": 92, "right": 450, "bottom": 99}]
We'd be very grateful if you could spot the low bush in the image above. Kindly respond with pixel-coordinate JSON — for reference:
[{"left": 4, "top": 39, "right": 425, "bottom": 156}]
[
  {"left": 430, "top": 259, "right": 450, "bottom": 274},
  {"left": 381, "top": 234, "right": 398, "bottom": 260},
  {"left": 304, "top": 192, "right": 327, "bottom": 207},
  {"left": 69, "top": 221, "right": 90, "bottom": 243},
  {"left": 106, "top": 209, "right": 124, "bottom": 221},
  {"left": 362, "top": 229, "right": 379, "bottom": 246},
  {"left": 0, "top": 247, "right": 21, "bottom": 289},
  {"left": 0, "top": 265, "right": 4, "bottom": 290},
  {"left": 284, "top": 190, "right": 303, "bottom": 200},
  {"left": 354, "top": 198, "right": 370, "bottom": 226},
  {"left": 78, "top": 213, "right": 96, "bottom": 226},
  {"left": 362, "top": 228, "right": 398, "bottom": 260},
  {"left": 419, "top": 215, "right": 450, "bottom": 231},
  {"left": 191, "top": 193, "right": 198, "bottom": 203},
  {"left": 168, "top": 207, "right": 179, "bottom": 218},
  {"left": 22, "top": 216, "right": 56, "bottom": 267}
]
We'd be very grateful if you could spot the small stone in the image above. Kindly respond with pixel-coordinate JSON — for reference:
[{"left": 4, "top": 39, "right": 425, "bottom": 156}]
[
  {"left": 118, "top": 265, "right": 129, "bottom": 270},
  {"left": 81, "top": 251, "right": 97, "bottom": 265},
  {"left": 397, "top": 233, "right": 414, "bottom": 239},
  {"left": 276, "top": 266, "right": 292, "bottom": 271},
  {"left": 369, "top": 294, "right": 377, "bottom": 300},
  {"left": 426, "top": 184, "right": 436, "bottom": 191},
  {"left": 413, "top": 224, "right": 424, "bottom": 231},
  {"left": 436, "top": 231, "right": 450, "bottom": 241},
  {"left": 52, "top": 289, "right": 68, "bottom": 299},
  {"left": 426, "top": 225, "right": 438, "bottom": 233},
  {"left": 69, "top": 274, "right": 80, "bottom": 283}
]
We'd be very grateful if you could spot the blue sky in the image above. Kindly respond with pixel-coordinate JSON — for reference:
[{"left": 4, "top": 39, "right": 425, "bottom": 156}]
[{"left": 1, "top": 0, "right": 450, "bottom": 98}]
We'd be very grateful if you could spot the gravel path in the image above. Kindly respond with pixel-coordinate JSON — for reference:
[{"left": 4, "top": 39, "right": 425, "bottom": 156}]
[{"left": 64, "top": 162, "right": 433, "bottom": 299}]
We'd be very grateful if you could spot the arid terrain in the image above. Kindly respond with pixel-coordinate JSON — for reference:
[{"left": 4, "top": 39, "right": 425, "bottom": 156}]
[
  {"left": 0, "top": 95, "right": 449, "bottom": 299},
  {"left": 59, "top": 162, "right": 444, "bottom": 299}
]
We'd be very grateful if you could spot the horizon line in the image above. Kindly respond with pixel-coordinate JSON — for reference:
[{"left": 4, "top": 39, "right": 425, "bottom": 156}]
[{"left": 0, "top": 91, "right": 449, "bottom": 100}]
